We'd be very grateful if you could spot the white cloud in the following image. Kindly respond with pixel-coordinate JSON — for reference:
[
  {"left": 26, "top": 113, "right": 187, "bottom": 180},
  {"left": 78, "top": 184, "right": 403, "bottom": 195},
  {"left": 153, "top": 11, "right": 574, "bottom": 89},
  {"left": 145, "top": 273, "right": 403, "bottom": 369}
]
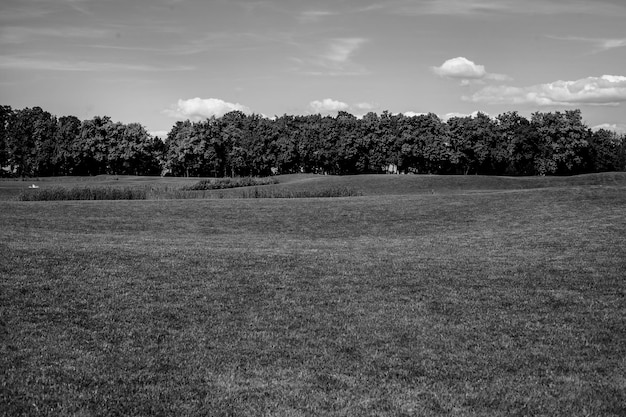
[
  {"left": 293, "top": 37, "right": 368, "bottom": 76},
  {"left": 440, "top": 111, "right": 489, "bottom": 121},
  {"left": 0, "top": 55, "right": 192, "bottom": 72},
  {"left": 601, "top": 39, "right": 626, "bottom": 51},
  {"left": 298, "top": 10, "right": 335, "bottom": 22},
  {"left": 373, "top": 0, "right": 626, "bottom": 17},
  {"left": 432, "top": 57, "right": 510, "bottom": 84},
  {"left": 355, "top": 102, "right": 378, "bottom": 111},
  {"left": 164, "top": 98, "right": 251, "bottom": 120},
  {"left": 466, "top": 75, "right": 626, "bottom": 106},
  {"left": 403, "top": 111, "right": 427, "bottom": 117},
  {"left": 433, "top": 57, "right": 486, "bottom": 79},
  {"left": 591, "top": 123, "right": 626, "bottom": 135},
  {"left": 309, "top": 98, "right": 350, "bottom": 114},
  {"left": 324, "top": 38, "right": 366, "bottom": 63},
  {"left": 550, "top": 36, "right": 626, "bottom": 53},
  {"left": 0, "top": 26, "right": 112, "bottom": 44},
  {"left": 149, "top": 130, "right": 169, "bottom": 139}
]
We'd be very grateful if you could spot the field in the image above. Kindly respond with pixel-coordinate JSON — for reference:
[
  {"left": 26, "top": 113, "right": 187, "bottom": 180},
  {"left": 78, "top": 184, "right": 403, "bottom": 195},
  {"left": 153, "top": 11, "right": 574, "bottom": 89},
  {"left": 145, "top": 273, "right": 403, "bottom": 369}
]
[{"left": 1, "top": 173, "right": 625, "bottom": 416}]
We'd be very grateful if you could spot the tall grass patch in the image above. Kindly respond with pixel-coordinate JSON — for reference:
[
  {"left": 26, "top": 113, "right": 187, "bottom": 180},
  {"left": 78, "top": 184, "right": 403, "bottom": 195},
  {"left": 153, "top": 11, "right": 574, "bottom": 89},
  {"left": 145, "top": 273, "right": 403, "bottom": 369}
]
[
  {"left": 239, "top": 186, "right": 361, "bottom": 198},
  {"left": 182, "top": 176, "right": 279, "bottom": 190},
  {"left": 17, "top": 185, "right": 147, "bottom": 201}
]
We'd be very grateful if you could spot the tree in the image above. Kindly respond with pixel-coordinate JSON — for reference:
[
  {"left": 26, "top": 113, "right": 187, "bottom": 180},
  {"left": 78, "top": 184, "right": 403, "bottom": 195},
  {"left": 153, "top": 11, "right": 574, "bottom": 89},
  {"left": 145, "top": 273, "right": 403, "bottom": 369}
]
[
  {"left": 247, "top": 115, "right": 277, "bottom": 176},
  {"left": 588, "top": 129, "right": 624, "bottom": 172},
  {"left": 530, "top": 110, "right": 590, "bottom": 175},
  {"left": 398, "top": 113, "right": 455, "bottom": 174},
  {"left": 495, "top": 112, "right": 535, "bottom": 175},
  {"left": 360, "top": 112, "right": 387, "bottom": 172},
  {"left": 108, "top": 122, "right": 159, "bottom": 175},
  {"left": 272, "top": 115, "right": 301, "bottom": 174},
  {"left": 335, "top": 111, "right": 368, "bottom": 174},
  {"left": 219, "top": 111, "right": 248, "bottom": 177},
  {"left": 0, "top": 105, "right": 13, "bottom": 175},
  {"left": 376, "top": 111, "right": 402, "bottom": 171},
  {"left": 164, "top": 120, "right": 198, "bottom": 177},
  {"left": 75, "top": 116, "right": 112, "bottom": 175},
  {"left": 6, "top": 107, "right": 56, "bottom": 177},
  {"left": 448, "top": 113, "right": 499, "bottom": 175},
  {"left": 53, "top": 115, "right": 81, "bottom": 175}
]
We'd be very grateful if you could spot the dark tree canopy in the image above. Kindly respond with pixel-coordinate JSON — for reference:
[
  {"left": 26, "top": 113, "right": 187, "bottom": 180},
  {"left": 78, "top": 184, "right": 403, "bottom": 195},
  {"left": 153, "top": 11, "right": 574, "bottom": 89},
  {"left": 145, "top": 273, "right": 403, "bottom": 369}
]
[{"left": 1, "top": 104, "right": 624, "bottom": 178}]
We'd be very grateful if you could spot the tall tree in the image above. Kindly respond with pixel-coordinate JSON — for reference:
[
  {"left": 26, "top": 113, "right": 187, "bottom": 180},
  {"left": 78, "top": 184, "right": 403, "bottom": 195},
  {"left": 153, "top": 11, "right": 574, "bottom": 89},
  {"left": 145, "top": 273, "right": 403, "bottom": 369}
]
[
  {"left": 6, "top": 107, "right": 56, "bottom": 177},
  {"left": 273, "top": 115, "right": 301, "bottom": 174},
  {"left": 448, "top": 113, "right": 499, "bottom": 175},
  {"left": 107, "top": 122, "right": 158, "bottom": 175},
  {"left": 495, "top": 111, "right": 536, "bottom": 175},
  {"left": 164, "top": 120, "right": 198, "bottom": 177},
  {"left": 399, "top": 113, "right": 454, "bottom": 174},
  {"left": 336, "top": 111, "right": 368, "bottom": 174},
  {"left": 530, "top": 110, "right": 590, "bottom": 175},
  {"left": 0, "top": 105, "right": 13, "bottom": 175},
  {"left": 53, "top": 115, "right": 81, "bottom": 175},
  {"left": 588, "top": 129, "right": 624, "bottom": 173},
  {"left": 75, "top": 116, "right": 112, "bottom": 175}
]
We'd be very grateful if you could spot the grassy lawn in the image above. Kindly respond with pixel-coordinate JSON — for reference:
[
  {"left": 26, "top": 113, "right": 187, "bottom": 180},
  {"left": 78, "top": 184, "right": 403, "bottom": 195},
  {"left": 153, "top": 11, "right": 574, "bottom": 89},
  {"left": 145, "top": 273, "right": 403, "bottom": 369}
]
[{"left": 1, "top": 174, "right": 625, "bottom": 416}]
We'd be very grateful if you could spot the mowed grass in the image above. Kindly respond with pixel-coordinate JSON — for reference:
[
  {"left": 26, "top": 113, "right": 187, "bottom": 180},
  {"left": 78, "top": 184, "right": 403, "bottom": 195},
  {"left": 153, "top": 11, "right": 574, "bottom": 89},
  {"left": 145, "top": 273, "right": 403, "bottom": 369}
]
[
  {"left": 1, "top": 174, "right": 625, "bottom": 416},
  {"left": 5, "top": 171, "right": 626, "bottom": 201}
]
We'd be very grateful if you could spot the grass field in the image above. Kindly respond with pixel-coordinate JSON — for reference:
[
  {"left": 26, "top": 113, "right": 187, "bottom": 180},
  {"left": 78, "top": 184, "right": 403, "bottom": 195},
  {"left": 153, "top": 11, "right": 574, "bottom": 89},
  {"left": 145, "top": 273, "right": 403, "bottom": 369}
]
[{"left": 1, "top": 174, "right": 625, "bottom": 416}]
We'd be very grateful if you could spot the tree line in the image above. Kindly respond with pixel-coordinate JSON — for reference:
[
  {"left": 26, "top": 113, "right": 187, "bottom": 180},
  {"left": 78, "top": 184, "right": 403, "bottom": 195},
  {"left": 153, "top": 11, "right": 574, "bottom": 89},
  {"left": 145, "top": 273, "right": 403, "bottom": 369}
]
[
  {"left": 0, "top": 105, "right": 163, "bottom": 177},
  {"left": 1, "top": 104, "right": 624, "bottom": 178}
]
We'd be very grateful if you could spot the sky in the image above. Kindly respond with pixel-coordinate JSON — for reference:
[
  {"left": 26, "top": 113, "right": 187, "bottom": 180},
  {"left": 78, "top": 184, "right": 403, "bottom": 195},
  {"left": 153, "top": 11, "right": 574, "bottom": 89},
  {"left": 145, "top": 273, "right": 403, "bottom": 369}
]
[{"left": 1, "top": 0, "right": 625, "bottom": 137}]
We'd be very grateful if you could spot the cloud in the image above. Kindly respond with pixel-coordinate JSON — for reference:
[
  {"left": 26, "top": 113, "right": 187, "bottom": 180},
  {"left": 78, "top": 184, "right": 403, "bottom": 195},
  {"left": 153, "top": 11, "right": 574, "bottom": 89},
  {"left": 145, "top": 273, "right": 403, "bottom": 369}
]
[
  {"left": 600, "top": 39, "right": 626, "bottom": 51},
  {"left": 298, "top": 10, "right": 336, "bottom": 22},
  {"left": 148, "top": 130, "right": 169, "bottom": 139},
  {"left": 165, "top": 98, "right": 252, "bottom": 120},
  {"left": 355, "top": 102, "right": 378, "bottom": 111},
  {"left": 293, "top": 37, "right": 368, "bottom": 76},
  {"left": 324, "top": 38, "right": 366, "bottom": 63},
  {"left": 61, "top": 0, "right": 93, "bottom": 15},
  {"left": 309, "top": 98, "right": 350, "bottom": 114},
  {"left": 368, "top": 0, "right": 626, "bottom": 17},
  {"left": 307, "top": 100, "right": 383, "bottom": 117},
  {"left": 0, "top": 0, "right": 92, "bottom": 22},
  {"left": 440, "top": 111, "right": 487, "bottom": 120},
  {"left": 0, "top": 26, "right": 113, "bottom": 44},
  {"left": 432, "top": 57, "right": 510, "bottom": 84},
  {"left": 466, "top": 75, "right": 626, "bottom": 106},
  {"left": 411, "top": 0, "right": 512, "bottom": 16},
  {"left": 549, "top": 36, "right": 626, "bottom": 53},
  {"left": 403, "top": 111, "right": 427, "bottom": 117},
  {"left": 591, "top": 123, "right": 626, "bottom": 135},
  {"left": 0, "top": 55, "right": 193, "bottom": 72},
  {"left": 433, "top": 57, "right": 486, "bottom": 79}
]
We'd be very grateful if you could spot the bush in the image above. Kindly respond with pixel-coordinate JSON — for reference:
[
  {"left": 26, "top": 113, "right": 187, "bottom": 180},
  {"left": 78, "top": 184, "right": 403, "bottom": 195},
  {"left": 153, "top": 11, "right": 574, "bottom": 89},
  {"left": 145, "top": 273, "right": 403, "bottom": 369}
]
[
  {"left": 182, "top": 177, "right": 279, "bottom": 191},
  {"left": 239, "top": 186, "right": 361, "bottom": 198}
]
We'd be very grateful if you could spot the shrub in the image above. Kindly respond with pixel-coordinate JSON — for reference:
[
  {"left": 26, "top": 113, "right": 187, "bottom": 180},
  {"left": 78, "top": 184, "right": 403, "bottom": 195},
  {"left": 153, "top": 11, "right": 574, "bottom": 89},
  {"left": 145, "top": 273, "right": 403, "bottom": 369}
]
[
  {"left": 239, "top": 186, "right": 361, "bottom": 198},
  {"left": 182, "top": 177, "right": 279, "bottom": 191}
]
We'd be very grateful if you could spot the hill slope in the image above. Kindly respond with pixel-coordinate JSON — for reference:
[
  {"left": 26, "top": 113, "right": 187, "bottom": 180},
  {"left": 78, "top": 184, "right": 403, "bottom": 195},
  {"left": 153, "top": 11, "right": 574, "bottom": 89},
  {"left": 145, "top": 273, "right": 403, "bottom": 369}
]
[{"left": 2, "top": 172, "right": 626, "bottom": 200}]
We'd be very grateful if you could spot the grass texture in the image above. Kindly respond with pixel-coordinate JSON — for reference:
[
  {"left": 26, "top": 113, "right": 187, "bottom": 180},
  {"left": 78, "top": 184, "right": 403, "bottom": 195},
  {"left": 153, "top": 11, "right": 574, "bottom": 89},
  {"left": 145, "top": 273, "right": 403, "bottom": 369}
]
[{"left": 1, "top": 174, "right": 625, "bottom": 416}]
